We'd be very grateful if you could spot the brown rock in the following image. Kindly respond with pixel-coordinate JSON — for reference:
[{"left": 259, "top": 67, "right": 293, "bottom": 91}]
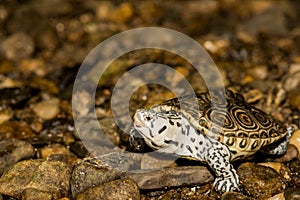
[
  {"left": 237, "top": 162, "right": 286, "bottom": 199},
  {"left": 125, "top": 166, "right": 213, "bottom": 190},
  {"left": 76, "top": 178, "right": 140, "bottom": 200}
]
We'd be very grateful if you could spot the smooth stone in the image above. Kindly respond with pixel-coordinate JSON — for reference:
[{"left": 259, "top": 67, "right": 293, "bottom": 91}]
[
  {"left": 76, "top": 178, "right": 140, "bottom": 200},
  {"left": 124, "top": 166, "right": 213, "bottom": 190},
  {"left": 32, "top": 98, "right": 60, "bottom": 120},
  {"left": 0, "top": 159, "right": 71, "bottom": 199},
  {"left": 284, "top": 188, "right": 300, "bottom": 200},
  {"left": 0, "top": 121, "right": 36, "bottom": 140},
  {"left": 38, "top": 143, "right": 79, "bottom": 165},
  {"left": 71, "top": 157, "right": 124, "bottom": 198},
  {"left": 268, "top": 192, "right": 285, "bottom": 200},
  {"left": 287, "top": 159, "right": 300, "bottom": 188},
  {"left": 288, "top": 129, "right": 300, "bottom": 160},
  {"left": 21, "top": 188, "right": 52, "bottom": 200},
  {"left": 0, "top": 32, "right": 35, "bottom": 61},
  {"left": 221, "top": 192, "right": 254, "bottom": 200},
  {"left": 0, "top": 139, "right": 35, "bottom": 175},
  {"left": 237, "top": 162, "right": 286, "bottom": 199}
]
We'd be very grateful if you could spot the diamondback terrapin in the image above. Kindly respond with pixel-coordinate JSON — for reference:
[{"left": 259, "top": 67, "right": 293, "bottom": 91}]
[{"left": 130, "top": 89, "right": 293, "bottom": 192}]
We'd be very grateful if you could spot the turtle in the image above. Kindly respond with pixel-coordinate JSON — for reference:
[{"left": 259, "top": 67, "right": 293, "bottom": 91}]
[{"left": 129, "top": 89, "right": 293, "bottom": 192}]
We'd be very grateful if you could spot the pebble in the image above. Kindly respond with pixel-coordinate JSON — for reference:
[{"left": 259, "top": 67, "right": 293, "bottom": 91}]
[
  {"left": 71, "top": 157, "right": 125, "bottom": 198},
  {"left": 286, "top": 159, "right": 300, "bottom": 188},
  {"left": 30, "top": 77, "right": 59, "bottom": 94},
  {"left": 268, "top": 192, "right": 285, "bottom": 200},
  {"left": 0, "top": 159, "right": 71, "bottom": 199},
  {"left": 0, "top": 139, "right": 35, "bottom": 175},
  {"left": 109, "top": 3, "right": 134, "bottom": 23},
  {"left": 284, "top": 72, "right": 300, "bottom": 92},
  {"left": 31, "top": 98, "right": 60, "bottom": 120},
  {"left": 0, "top": 87, "right": 40, "bottom": 108},
  {"left": 0, "top": 32, "right": 35, "bottom": 61},
  {"left": 284, "top": 188, "right": 300, "bottom": 200},
  {"left": 0, "top": 121, "right": 36, "bottom": 140},
  {"left": 124, "top": 166, "right": 213, "bottom": 190},
  {"left": 288, "top": 129, "right": 300, "bottom": 159},
  {"left": 38, "top": 143, "right": 78, "bottom": 165},
  {"left": 19, "top": 59, "right": 47, "bottom": 77},
  {"left": 21, "top": 188, "right": 53, "bottom": 200},
  {"left": 0, "top": 106, "right": 12, "bottom": 125},
  {"left": 258, "top": 162, "right": 292, "bottom": 182},
  {"left": 221, "top": 192, "right": 254, "bottom": 200},
  {"left": 75, "top": 178, "right": 140, "bottom": 200},
  {"left": 237, "top": 162, "right": 286, "bottom": 199}
]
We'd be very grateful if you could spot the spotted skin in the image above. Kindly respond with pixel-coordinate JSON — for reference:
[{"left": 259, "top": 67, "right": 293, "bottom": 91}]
[
  {"left": 130, "top": 89, "right": 292, "bottom": 192},
  {"left": 131, "top": 109, "right": 239, "bottom": 192}
]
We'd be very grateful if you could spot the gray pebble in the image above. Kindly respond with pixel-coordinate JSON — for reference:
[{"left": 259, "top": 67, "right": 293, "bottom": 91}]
[{"left": 0, "top": 32, "right": 34, "bottom": 61}]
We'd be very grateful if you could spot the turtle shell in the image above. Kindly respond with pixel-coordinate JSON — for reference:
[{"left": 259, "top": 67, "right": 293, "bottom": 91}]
[{"left": 151, "top": 89, "right": 287, "bottom": 161}]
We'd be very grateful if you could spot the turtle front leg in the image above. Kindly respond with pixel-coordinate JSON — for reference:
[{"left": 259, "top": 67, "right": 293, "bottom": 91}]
[{"left": 205, "top": 138, "right": 240, "bottom": 192}]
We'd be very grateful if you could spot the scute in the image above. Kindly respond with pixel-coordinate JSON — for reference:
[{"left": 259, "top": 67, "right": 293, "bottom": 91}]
[{"left": 151, "top": 89, "right": 288, "bottom": 159}]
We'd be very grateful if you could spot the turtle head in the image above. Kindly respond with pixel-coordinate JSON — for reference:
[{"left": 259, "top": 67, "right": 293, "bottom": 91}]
[{"left": 133, "top": 109, "right": 183, "bottom": 150}]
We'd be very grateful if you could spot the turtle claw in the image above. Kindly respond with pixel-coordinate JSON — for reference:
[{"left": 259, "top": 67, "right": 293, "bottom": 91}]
[{"left": 213, "top": 176, "right": 240, "bottom": 193}]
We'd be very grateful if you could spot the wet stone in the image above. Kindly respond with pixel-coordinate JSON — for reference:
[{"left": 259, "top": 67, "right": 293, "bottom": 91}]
[
  {"left": 0, "top": 87, "right": 39, "bottom": 108},
  {"left": 31, "top": 98, "right": 60, "bottom": 120},
  {"left": 0, "top": 139, "right": 35, "bottom": 175},
  {"left": 284, "top": 188, "right": 300, "bottom": 200},
  {"left": 0, "top": 159, "right": 71, "bottom": 199},
  {"left": 38, "top": 143, "right": 78, "bottom": 165},
  {"left": 221, "top": 192, "right": 254, "bottom": 200},
  {"left": 237, "top": 162, "right": 286, "bottom": 199},
  {"left": 0, "top": 32, "right": 35, "bottom": 61},
  {"left": 21, "top": 188, "right": 52, "bottom": 200},
  {"left": 76, "top": 178, "right": 140, "bottom": 200},
  {"left": 71, "top": 157, "right": 125, "bottom": 198},
  {"left": 288, "top": 129, "right": 300, "bottom": 160},
  {"left": 0, "top": 121, "right": 36, "bottom": 140},
  {"left": 124, "top": 166, "right": 213, "bottom": 190},
  {"left": 286, "top": 159, "right": 300, "bottom": 188}
]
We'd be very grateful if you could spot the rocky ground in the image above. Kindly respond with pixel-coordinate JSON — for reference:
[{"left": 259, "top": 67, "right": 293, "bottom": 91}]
[{"left": 0, "top": 0, "right": 300, "bottom": 199}]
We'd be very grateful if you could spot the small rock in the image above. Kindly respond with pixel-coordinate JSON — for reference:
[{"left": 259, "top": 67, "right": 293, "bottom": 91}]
[
  {"left": 21, "top": 188, "right": 52, "bottom": 200},
  {"left": 38, "top": 143, "right": 78, "bottom": 165},
  {"left": 288, "top": 129, "right": 300, "bottom": 159},
  {"left": 284, "top": 72, "right": 300, "bottom": 92},
  {"left": 258, "top": 162, "right": 292, "bottom": 182},
  {"left": 284, "top": 188, "right": 300, "bottom": 200},
  {"left": 287, "top": 159, "right": 300, "bottom": 188},
  {"left": 19, "top": 59, "right": 46, "bottom": 77},
  {"left": 0, "top": 32, "right": 35, "bottom": 61},
  {"left": 237, "top": 162, "right": 286, "bottom": 199},
  {"left": 0, "top": 159, "right": 71, "bottom": 199},
  {"left": 71, "top": 157, "right": 124, "bottom": 198},
  {"left": 76, "top": 178, "right": 140, "bottom": 200},
  {"left": 0, "top": 87, "right": 39, "bottom": 108},
  {"left": 0, "top": 139, "right": 35, "bottom": 175},
  {"left": 221, "top": 192, "right": 254, "bottom": 200},
  {"left": 0, "top": 121, "right": 36, "bottom": 140},
  {"left": 109, "top": 3, "right": 134, "bottom": 23},
  {"left": 124, "top": 166, "right": 213, "bottom": 190},
  {"left": 32, "top": 98, "right": 60, "bottom": 120},
  {"left": 246, "top": 65, "right": 268, "bottom": 80},
  {"left": 268, "top": 192, "right": 285, "bottom": 200},
  {"left": 0, "top": 106, "right": 12, "bottom": 125}
]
